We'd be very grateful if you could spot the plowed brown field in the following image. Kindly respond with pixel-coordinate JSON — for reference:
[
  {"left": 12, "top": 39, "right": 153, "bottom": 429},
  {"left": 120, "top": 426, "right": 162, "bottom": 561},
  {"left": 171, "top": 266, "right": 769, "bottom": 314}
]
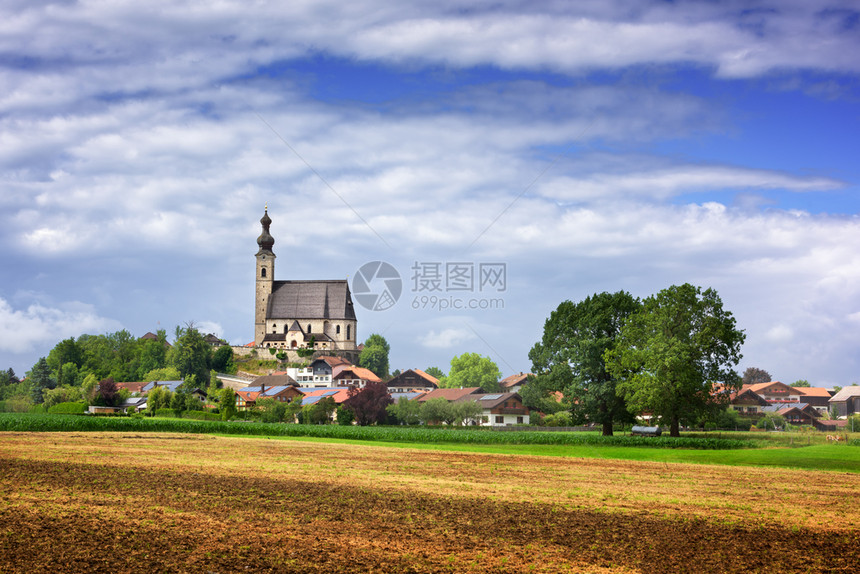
[{"left": 1, "top": 433, "right": 857, "bottom": 573}]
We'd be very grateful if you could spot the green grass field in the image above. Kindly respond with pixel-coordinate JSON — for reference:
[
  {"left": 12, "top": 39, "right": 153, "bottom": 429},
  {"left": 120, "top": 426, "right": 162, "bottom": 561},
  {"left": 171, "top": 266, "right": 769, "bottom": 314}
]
[{"left": 2, "top": 412, "right": 858, "bottom": 473}]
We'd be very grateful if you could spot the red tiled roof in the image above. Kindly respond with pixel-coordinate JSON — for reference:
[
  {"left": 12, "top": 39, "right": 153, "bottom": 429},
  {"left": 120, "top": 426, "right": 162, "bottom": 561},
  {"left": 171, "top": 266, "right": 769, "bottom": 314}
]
[
  {"left": 115, "top": 381, "right": 148, "bottom": 394},
  {"left": 333, "top": 366, "right": 382, "bottom": 383},
  {"left": 794, "top": 387, "right": 832, "bottom": 398},
  {"left": 411, "top": 369, "right": 440, "bottom": 385}
]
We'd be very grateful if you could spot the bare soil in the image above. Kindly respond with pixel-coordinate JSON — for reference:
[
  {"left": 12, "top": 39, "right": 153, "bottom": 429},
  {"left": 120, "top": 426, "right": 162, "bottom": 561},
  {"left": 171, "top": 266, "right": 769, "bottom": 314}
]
[{"left": 1, "top": 433, "right": 857, "bottom": 573}]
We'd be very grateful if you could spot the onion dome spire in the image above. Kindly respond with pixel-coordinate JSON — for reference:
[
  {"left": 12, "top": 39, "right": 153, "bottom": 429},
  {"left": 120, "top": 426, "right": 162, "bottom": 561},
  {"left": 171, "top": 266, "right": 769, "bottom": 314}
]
[{"left": 256, "top": 204, "right": 275, "bottom": 255}]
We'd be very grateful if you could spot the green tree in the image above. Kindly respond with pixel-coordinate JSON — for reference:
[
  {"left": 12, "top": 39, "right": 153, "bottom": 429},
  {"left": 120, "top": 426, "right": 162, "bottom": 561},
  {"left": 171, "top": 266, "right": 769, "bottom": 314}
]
[
  {"left": 142, "top": 366, "right": 182, "bottom": 382},
  {"left": 529, "top": 291, "right": 640, "bottom": 436},
  {"left": 359, "top": 334, "right": 391, "bottom": 378},
  {"left": 56, "top": 362, "right": 80, "bottom": 387},
  {"left": 790, "top": 379, "right": 811, "bottom": 387},
  {"left": 420, "top": 398, "right": 455, "bottom": 425},
  {"left": 336, "top": 405, "right": 355, "bottom": 425},
  {"left": 452, "top": 400, "right": 483, "bottom": 425},
  {"left": 444, "top": 353, "right": 501, "bottom": 392},
  {"left": 146, "top": 386, "right": 173, "bottom": 415},
  {"left": 211, "top": 346, "right": 236, "bottom": 373},
  {"left": 168, "top": 325, "right": 212, "bottom": 385},
  {"left": 606, "top": 284, "right": 745, "bottom": 437},
  {"left": 219, "top": 387, "right": 237, "bottom": 421},
  {"left": 424, "top": 367, "right": 445, "bottom": 380},
  {"left": 284, "top": 396, "right": 303, "bottom": 423},
  {"left": 29, "top": 357, "right": 56, "bottom": 404},
  {"left": 42, "top": 385, "right": 84, "bottom": 409},
  {"left": 81, "top": 373, "right": 99, "bottom": 404},
  {"left": 303, "top": 397, "right": 336, "bottom": 424},
  {"left": 518, "top": 374, "right": 566, "bottom": 416},
  {"left": 135, "top": 332, "right": 168, "bottom": 378},
  {"left": 742, "top": 367, "right": 772, "bottom": 386},
  {"left": 46, "top": 338, "right": 84, "bottom": 376},
  {"left": 386, "top": 396, "right": 422, "bottom": 425}
]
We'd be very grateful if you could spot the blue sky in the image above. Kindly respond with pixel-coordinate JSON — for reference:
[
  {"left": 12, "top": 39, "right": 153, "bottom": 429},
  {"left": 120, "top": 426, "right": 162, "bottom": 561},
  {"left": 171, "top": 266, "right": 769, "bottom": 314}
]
[{"left": 1, "top": 1, "right": 859, "bottom": 386}]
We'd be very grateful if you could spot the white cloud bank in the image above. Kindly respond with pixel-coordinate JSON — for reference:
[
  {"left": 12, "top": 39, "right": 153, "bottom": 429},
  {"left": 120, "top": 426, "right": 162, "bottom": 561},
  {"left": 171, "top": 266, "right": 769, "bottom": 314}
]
[{"left": 0, "top": 297, "right": 122, "bottom": 355}]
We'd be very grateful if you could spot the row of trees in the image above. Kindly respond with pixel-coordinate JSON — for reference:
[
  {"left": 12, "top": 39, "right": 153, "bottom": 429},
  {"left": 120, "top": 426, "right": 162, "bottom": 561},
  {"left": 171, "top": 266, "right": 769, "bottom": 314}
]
[
  {"left": 526, "top": 284, "right": 746, "bottom": 437},
  {"left": 1, "top": 325, "right": 233, "bottom": 408}
]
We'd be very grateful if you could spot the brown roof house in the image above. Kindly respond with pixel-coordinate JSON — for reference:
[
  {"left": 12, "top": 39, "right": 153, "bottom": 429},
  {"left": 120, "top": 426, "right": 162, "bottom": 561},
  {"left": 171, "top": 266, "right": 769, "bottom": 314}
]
[
  {"left": 387, "top": 369, "right": 439, "bottom": 393},
  {"left": 499, "top": 373, "right": 531, "bottom": 393},
  {"left": 455, "top": 392, "right": 530, "bottom": 426},
  {"left": 333, "top": 365, "right": 382, "bottom": 388},
  {"left": 253, "top": 207, "right": 358, "bottom": 363}
]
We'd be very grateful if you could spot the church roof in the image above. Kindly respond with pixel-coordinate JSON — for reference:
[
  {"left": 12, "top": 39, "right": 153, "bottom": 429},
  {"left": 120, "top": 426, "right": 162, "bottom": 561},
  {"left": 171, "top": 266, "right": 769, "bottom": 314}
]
[{"left": 267, "top": 280, "right": 356, "bottom": 321}]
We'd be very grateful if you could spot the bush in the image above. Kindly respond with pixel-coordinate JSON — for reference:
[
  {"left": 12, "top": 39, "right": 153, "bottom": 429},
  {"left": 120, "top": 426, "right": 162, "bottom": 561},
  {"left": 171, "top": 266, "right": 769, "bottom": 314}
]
[
  {"left": 28, "top": 404, "right": 47, "bottom": 414},
  {"left": 48, "top": 401, "right": 88, "bottom": 415},
  {"left": 542, "top": 411, "right": 573, "bottom": 427},
  {"left": 154, "top": 408, "right": 179, "bottom": 418}
]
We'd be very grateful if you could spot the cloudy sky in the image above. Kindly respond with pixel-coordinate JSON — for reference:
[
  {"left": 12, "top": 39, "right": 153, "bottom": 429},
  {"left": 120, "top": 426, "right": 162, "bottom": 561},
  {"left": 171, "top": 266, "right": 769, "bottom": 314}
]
[{"left": 2, "top": 1, "right": 859, "bottom": 386}]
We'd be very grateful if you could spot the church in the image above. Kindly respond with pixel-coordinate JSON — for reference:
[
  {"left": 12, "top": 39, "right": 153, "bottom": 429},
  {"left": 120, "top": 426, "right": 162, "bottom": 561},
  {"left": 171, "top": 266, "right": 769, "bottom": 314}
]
[{"left": 254, "top": 207, "right": 359, "bottom": 361}]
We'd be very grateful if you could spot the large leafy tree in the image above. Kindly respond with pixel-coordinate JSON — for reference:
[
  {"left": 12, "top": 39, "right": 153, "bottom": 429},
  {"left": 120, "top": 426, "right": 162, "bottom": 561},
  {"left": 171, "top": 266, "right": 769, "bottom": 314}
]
[
  {"left": 444, "top": 352, "right": 501, "bottom": 392},
  {"left": 46, "top": 338, "right": 84, "bottom": 376},
  {"left": 344, "top": 381, "right": 393, "bottom": 426},
  {"left": 168, "top": 325, "right": 212, "bottom": 385},
  {"left": 529, "top": 291, "right": 640, "bottom": 436},
  {"left": 29, "top": 358, "right": 56, "bottom": 404},
  {"left": 359, "top": 334, "right": 390, "bottom": 378},
  {"left": 606, "top": 284, "right": 745, "bottom": 437},
  {"left": 741, "top": 367, "right": 772, "bottom": 386}
]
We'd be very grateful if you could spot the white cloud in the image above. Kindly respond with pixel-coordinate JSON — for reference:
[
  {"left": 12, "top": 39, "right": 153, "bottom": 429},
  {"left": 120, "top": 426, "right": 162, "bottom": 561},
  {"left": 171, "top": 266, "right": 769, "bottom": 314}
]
[
  {"left": 0, "top": 297, "right": 122, "bottom": 354},
  {"left": 419, "top": 327, "right": 476, "bottom": 349},
  {"left": 195, "top": 321, "right": 224, "bottom": 338},
  {"left": 764, "top": 324, "right": 794, "bottom": 343}
]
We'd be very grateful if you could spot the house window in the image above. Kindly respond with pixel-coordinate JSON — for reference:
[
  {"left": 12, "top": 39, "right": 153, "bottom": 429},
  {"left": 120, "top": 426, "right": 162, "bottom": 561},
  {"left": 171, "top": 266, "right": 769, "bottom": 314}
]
[
  {"left": 517, "top": 416, "right": 524, "bottom": 424},
  {"left": 495, "top": 416, "right": 504, "bottom": 424}
]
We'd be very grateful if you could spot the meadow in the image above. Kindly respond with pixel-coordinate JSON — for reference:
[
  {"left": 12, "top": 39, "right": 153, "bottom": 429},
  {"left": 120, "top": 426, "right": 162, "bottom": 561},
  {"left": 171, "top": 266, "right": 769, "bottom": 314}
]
[{"left": 1, "top": 431, "right": 858, "bottom": 573}]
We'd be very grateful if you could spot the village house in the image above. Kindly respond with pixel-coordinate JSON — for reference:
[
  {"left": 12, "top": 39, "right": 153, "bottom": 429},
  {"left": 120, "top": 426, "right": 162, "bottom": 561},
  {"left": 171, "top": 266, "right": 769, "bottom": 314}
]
[
  {"left": 499, "top": 373, "right": 531, "bottom": 393},
  {"left": 456, "top": 392, "right": 530, "bottom": 426},
  {"left": 235, "top": 383, "right": 303, "bottom": 411},
  {"left": 332, "top": 365, "right": 381, "bottom": 388},
  {"left": 287, "top": 356, "right": 352, "bottom": 388},
  {"left": 829, "top": 386, "right": 860, "bottom": 418},
  {"left": 387, "top": 369, "right": 439, "bottom": 393}
]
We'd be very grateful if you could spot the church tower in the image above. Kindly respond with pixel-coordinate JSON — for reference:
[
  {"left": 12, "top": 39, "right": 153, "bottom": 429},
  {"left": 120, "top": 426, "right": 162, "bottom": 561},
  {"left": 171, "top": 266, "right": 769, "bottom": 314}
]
[{"left": 255, "top": 205, "right": 276, "bottom": 346}]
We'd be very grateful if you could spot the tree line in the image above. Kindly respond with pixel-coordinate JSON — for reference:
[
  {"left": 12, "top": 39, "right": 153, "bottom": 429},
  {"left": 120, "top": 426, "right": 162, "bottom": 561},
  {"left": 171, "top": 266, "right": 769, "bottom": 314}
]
[{"left": 0, "top": 325, "right": 236, "bottom": 410}]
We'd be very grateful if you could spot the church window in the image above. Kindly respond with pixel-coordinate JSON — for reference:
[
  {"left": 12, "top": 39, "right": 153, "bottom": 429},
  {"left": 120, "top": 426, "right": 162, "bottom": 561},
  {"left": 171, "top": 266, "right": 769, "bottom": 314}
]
[
  {"left": 307, "top": 324, "right": 312, "bottom": 333},
  {"left": 336, "top": 325, "right": 341, "bottom": 335},
  {"left": 346, "top": 325, "right": 351, "bottom": 340},
  {"left": 261, "top": 267, "right": 267, "bottom": 278}
]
